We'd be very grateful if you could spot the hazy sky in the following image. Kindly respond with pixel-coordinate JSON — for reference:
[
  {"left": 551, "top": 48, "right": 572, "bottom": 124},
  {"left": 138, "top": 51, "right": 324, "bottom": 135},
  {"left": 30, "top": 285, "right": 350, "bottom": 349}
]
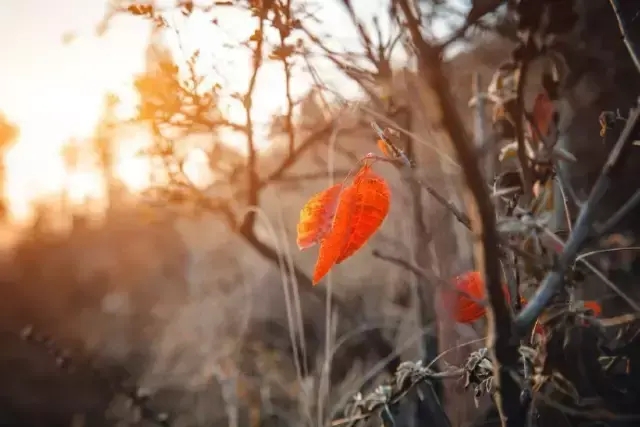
[
  {"left": 0, "top": 0, "right": 381, "bottom": 129},
  {"left": 0, "top": 0, "right": 428, "bottom": 219},
  {"left": 0, "top": 1, "right": 153, "bottom": 217},
  {"left": 0, "top": 0, "right": 150, "bottom": 127}
]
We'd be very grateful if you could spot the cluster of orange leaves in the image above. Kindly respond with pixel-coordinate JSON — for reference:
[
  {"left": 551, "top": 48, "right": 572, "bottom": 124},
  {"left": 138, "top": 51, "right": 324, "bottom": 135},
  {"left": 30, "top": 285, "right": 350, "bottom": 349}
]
[{"left": 296, "top": 159, "right": 391, "bottom": 284}]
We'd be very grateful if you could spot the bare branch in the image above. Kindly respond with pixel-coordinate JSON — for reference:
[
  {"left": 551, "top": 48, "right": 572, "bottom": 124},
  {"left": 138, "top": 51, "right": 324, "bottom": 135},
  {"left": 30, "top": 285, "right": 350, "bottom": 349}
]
[
  {"left": 337, "top": 0, "right": 377, "bottom": 64},
  {"left": 515, "top": 103, "right": 640, "bottom": 333},
  {"left": 609, "top": 0, "right": 640, "bottom": 76},
  {"left": 395, "top": 1, "right": 524, "bottom": 426},
  {"left": 372, "top": 249, "right": 430, "bottom": 282},
  {"left": 239, "top": 13, "right": 266, "bottom": 237},
  {"left": 270, "top": 169, "right": 351, "bottom": 184},
  {"left": 595, "top": 188, "right": 640, "bottom": 237},
  {"left": 437, "top": 0, "right": 506, "bottom": 51},
  {"left": 514, "top": 58, "right": 535, "bottom": 203}
]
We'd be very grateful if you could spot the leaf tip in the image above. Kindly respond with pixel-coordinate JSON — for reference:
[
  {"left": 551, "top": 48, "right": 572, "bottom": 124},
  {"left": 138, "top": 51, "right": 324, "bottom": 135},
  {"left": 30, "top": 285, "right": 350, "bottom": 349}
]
[
  {"left": 296, "top": 236, "right": 315, "bottom": 251},
  {"left": 312, "top": 269, "right": 325, "bottom": 285}
]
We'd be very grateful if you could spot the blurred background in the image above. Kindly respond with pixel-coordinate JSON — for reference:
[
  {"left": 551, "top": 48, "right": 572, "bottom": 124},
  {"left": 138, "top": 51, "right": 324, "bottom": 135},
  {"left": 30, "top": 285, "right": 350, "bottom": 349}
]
[{"left": 0, "top": 0, "right": 639, "bottom": 426}]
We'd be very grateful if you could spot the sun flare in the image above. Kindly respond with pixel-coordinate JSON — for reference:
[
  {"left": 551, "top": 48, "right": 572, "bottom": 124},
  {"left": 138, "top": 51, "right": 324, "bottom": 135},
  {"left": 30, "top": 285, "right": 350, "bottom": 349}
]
[
  {"left": 3, "top": 88, "right": 153, "bottom": 221},
  {"left": 0, "top": 5, "right": 290, "bottom": 222}
]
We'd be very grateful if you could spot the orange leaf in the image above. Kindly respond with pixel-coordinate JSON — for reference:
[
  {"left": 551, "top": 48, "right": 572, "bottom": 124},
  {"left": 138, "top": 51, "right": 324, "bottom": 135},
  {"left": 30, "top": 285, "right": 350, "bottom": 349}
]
[
  {"left": 336, "top": 166, "right": 390, "bottom": 263},
  {"left": 455, "top": 299, "right": 487, "bottom": 324},
  {"left": 530, "top": 92, "right": 554, "bottom": 141},
  {"left": 519, "top": 295, "right": 528, "bottom": 307},
  {"left": 296, "top": 184, "right": 342, "bottom": 250},
  {"left": 446, "top": 271, "right": 511, "bottom": 324},
  {"left": 448, "top": 271, "right": 486, "bottom": 323},
  {"left": 377, "top": 139, "right": 393, "bottom": 158},
  {"left": 312, "top": 185, "right": 357, "bottom": 284},
  {"left": 583, "top": 300, "right": 602, "bottom": 316},
  {"left": 311, "top": 165, "right": 391, "bottom": 284}
]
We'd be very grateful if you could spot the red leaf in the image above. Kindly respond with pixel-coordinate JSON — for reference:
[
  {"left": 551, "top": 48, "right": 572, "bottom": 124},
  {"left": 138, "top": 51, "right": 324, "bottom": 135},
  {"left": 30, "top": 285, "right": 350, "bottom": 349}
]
[
  {"left": 445, "top": 271, "right": 511, "bottom": 324},
  {"left": 311, "top": 165, "right": 391, "bottom": 284},
  {"left": 296, "top": 184, "right": 342, "bottom": 250},
  {"left": 313, "top": 185, "right": 357, "bottom": 284},
  {"left": 530, "top": 92, "right": 554, "bottom": 142},
  {"left": 336, "top": 166, "right": 390, "bottom": 263},
  {"left": 584, "top": 300, "right": 602, "bottom": 316},
  {"left": 447, "top": 271, "right": 486, "bottom": 323}
]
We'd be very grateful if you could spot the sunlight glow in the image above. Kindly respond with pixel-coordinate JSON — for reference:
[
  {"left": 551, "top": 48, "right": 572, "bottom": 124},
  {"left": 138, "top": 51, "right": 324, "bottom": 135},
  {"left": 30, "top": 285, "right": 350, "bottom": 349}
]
[
  {"left": 0, "top": 11, "right": 152, "bottom": 221},
  {"left": 5, "top": 98, "right": 101, "bottom": 219},
  {"left": 0, "top": 3, "right": 309, "bottom": 222}
]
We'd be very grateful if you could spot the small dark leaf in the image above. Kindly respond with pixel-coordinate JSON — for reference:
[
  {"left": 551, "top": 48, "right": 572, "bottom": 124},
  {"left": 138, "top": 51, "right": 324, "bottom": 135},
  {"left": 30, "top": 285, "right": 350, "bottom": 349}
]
[
  {"left": 249, "top": 29, "right": 261, "bottom": 42},
  {"left": 269, "top": 44, "right": 295, "bottom": 60},
  {"left": 127, "top": 4, "right": 154, "bottom": 16}
]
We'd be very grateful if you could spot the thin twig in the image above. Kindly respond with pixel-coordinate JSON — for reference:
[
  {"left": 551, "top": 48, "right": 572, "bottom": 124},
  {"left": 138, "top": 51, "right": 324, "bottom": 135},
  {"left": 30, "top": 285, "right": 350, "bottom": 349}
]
[
  {"left": 515, "top": 102, "right": 640, "bottom": 332},
  {"left": 437, "top": 0, "right": 506, "bottom": 52},
  {"left": 271, "top": 169, "right": 351, "bottom": 184},
  {"left": 372, "top": 249, "right": 487, "bottom": 307},
  {"left": 609, "top": 0, "right": 640, "bottom": 75},
  {"left": 239, "top": 12, "right": 266, "bottom": 236},
  {"left": 594, "top": 187, "right": 640, "bottom": 237},
  {"left": 576, "top": 246, "right": 640, "bottom": 264},
  {"left": 372, "top": 249, "right": 432, "bottom": 281},
  {"left": 555, "top": 175, "right": 573, "bottom": 233},
  {"left": 515, "top": 58, "right": 535, "bottom": 203},
  {"left": 541, "top": 229, "right": 640, "bottom": 313}
]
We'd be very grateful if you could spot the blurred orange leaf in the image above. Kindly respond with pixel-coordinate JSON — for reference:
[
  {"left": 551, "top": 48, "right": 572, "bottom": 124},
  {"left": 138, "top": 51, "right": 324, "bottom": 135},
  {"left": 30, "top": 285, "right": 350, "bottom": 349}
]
[
  {"left": 445, "top": 271, "right": 511, "bottom": 324},
  {"left": 296, "top": 184, "right": 342, "bottom": 250},
  {"left": 584, "top": 300, "right": 602, "bottom": 316},
  {"left": 530, "top": 92, "right": 555, "bottom": 142},
  {"left": 377, "top": 139, "right": 393, "bottom": 158},
  {"left": 302, "top": 164, "right": 391, "bottom": 285}
]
